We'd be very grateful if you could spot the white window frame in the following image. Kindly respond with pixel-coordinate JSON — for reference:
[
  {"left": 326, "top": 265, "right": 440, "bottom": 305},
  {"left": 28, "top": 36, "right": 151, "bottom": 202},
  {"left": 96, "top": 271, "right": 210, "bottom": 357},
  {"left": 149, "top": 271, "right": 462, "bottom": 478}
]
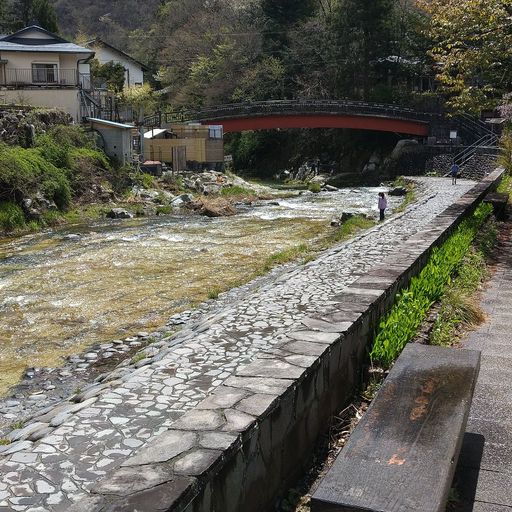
[{"left": 31, "top": 63, "right": 59, "bottom": 84}]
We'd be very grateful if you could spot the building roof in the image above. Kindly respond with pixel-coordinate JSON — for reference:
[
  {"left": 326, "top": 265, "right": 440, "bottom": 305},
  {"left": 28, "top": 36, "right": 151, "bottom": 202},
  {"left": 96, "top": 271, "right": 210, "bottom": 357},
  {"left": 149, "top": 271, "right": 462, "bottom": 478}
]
[
  {"left": 144, "top": 128, "right": 168, "bottom": 138},
  {"left": 87, "top": 118, "right": 135, "bottom": 129},
  {"left": 0, "top": 25, "right": 94, "bottom": 55},
  {"left": 86, "top": 38, "right": 149, "bottom": 71}
]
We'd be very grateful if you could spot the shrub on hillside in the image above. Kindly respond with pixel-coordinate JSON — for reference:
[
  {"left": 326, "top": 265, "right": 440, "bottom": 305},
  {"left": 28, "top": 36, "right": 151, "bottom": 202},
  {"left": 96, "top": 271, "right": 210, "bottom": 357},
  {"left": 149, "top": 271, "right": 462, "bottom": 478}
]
[
  {"left": 35, "top": 125, "right": 96, "bottom": 169},
  {"left": 68, "top": 147, "right": 112, "bottom": 196},
  {"left": 0, "top": 144, "right": 71, "bottom": 210},
  {"left": 0, "top": 201, "right": 26, "bottom": 231}
]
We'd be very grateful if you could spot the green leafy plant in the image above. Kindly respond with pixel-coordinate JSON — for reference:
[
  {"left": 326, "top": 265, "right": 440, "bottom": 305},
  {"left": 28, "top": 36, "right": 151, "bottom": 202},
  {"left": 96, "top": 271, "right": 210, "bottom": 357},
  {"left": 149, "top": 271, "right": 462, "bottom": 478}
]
[
  {"left": 370, "top": 203, "right": 493, "bottom": 367},
  {"left": 220, "top": 185, "right": 254, "bottom": 196},
  {"left": 207, "top": 286, "right": 222, "bottom": 299},
  {"left": 9, "top": 420, "right": 24, "bottom": 431},
  {"left": 430, "top": 219, "right": 497, "bottom": 346},
  {"left": 308, "top": 182, "right": 322, "bottom": 193},
  {"left": 0, "top": 201, "right": 26, "bottom": 231},
  {"left": 156, "top": 205, "right": 173, "bottom": 215},
  {"left": 131, "top": 352, "right": 147, "bottom": 364}
]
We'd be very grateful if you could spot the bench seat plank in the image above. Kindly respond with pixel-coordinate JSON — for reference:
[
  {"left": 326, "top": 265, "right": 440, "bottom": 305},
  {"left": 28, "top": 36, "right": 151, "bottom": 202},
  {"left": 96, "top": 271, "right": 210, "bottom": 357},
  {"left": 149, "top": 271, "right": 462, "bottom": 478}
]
[{"left": 311, "top": 344, "right": 481, "bottom": 512}]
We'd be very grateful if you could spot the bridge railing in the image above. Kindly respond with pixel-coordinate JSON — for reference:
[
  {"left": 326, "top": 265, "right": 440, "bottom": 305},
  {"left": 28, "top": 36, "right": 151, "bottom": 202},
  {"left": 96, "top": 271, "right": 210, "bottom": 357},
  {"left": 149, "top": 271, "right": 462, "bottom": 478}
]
[{"left": 144, "top": 99, "right": 439, "bottom": 127}]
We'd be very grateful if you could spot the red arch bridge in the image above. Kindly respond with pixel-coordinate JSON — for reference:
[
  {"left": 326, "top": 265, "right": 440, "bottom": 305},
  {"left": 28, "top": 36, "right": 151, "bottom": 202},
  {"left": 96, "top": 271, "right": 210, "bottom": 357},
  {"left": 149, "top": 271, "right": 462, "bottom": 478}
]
[{"left": 144, "top": 100, "right": 439, "bottom": 137}]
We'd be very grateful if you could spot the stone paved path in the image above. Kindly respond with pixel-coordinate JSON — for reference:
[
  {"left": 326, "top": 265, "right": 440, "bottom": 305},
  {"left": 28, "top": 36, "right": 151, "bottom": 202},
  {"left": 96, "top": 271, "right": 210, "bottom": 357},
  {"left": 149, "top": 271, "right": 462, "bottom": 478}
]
[
  {"left": 0, "top": 178, "right": 475, "bottom": 511},
  {"left": 456, "top": 219, "right": 512, "bottom": 511}
]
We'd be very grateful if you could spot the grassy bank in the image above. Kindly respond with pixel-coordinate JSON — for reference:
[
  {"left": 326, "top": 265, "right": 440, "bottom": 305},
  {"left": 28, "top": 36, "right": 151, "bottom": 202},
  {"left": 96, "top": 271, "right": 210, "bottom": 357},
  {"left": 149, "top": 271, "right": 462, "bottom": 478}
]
[
  {"left": 0, "top": 125, "right": 113, "bottom": 234},
  {"left": 203, "top": 214, "right": 377, "bottom": 302}
]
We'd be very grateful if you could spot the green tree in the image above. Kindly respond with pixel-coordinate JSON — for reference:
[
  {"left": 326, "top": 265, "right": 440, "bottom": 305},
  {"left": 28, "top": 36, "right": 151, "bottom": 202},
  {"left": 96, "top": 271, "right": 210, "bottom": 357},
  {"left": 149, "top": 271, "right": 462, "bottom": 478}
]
[
  {"left": 261, "top": 0, "right": 316, "bottom": 52},
  {"left": 0, "top": 2, "right": 7, "bottom": 30},
  {"left": 232, "top": 57, "right": 286, "bottom": 102},
  {"left": 330, "top": 0, "right": 395, "bottom": 99},
  {"left": 7, "top": 0, "right": 59, "bottom": 32},
  {"left": 91, "top": 60, "right": 126, "bottom": 93},
  {"left": 31, "top": 0, "right": 59, "bottom": 32},
  {"left": 419, "top": 0, "right": 512, "bottom": 113}
]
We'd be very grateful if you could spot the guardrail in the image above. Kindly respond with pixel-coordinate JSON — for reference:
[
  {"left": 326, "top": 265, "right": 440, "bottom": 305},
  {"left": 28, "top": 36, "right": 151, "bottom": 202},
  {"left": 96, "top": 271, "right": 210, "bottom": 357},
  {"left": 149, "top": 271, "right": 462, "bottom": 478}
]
[
  {"left": 144, "top": 99, "right": 440, "bottom": 127},
  {"left": 3, "top": 68, "right": 80, "bottom": 87}
]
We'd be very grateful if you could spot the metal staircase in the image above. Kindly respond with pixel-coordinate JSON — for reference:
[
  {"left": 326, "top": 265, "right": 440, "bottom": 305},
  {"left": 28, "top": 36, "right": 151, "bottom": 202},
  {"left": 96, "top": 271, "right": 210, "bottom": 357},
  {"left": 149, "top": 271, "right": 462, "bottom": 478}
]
[
  {"left": 453, "top": 132, "right": 499, "bottom": 168},
  {"left": 447, "top": 114, "right": 500, "bottom": 172}
]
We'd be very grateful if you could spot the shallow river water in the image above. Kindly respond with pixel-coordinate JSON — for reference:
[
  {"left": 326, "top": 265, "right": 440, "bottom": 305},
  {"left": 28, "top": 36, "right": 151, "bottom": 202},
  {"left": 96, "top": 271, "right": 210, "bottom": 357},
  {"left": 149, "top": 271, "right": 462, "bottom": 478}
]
[{"left": 0, "top": 187, "right": 398, "bottom": 394}]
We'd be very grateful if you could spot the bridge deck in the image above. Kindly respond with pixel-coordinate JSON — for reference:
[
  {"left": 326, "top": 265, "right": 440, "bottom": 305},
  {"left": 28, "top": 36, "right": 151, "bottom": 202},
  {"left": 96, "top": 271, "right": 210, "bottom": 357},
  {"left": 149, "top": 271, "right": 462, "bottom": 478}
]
[
  {"left": 146, "top": 99, "right": 437, "bottom": 136},
  {"left": 0, "top": 178, "right": 476, "bottom": 510}
]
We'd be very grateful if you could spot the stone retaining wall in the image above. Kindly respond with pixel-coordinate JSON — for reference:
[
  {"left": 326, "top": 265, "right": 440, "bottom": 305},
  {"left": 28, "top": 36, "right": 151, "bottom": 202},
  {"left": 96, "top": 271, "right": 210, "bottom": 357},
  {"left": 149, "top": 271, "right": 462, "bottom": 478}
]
[
  {"left": 79, "top": 170, "right": 505, "bottom": 512},
  {"left": 392, "top": 144, "right": 499, "bottom": 180}
]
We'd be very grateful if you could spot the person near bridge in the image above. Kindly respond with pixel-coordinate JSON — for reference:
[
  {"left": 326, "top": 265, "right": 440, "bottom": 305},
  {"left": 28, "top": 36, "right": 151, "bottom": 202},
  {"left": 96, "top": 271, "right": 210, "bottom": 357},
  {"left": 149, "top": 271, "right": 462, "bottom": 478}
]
[{"left": 450, "top": 162, "right": 460, "bottom": 185}]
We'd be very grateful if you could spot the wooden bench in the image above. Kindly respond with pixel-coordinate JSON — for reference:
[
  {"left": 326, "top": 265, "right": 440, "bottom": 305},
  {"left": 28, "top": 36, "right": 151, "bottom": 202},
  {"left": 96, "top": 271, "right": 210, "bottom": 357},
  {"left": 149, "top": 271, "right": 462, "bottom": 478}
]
[
  {"left": 484, "top": 192, "right": 509, "bottom": 220},
  {"left": 311, "top": 343, "right": 481, "bottom": 512}
]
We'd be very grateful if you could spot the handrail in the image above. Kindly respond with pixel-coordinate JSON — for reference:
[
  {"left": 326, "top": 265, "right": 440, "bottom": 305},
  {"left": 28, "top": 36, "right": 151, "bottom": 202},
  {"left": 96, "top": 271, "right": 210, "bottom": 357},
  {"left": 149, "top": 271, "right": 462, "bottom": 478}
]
[
  {"left": 453, "top": 133, "right": 498, "bottom": 167},
  {"left": 458, "top": 113, "right": 495, "bottom": 137},
  {"left": 3, "top": 68, "right": 80, "bottom": 86},
  {"left": 144, "top": 99, "right": 438, "bottom": 127}
]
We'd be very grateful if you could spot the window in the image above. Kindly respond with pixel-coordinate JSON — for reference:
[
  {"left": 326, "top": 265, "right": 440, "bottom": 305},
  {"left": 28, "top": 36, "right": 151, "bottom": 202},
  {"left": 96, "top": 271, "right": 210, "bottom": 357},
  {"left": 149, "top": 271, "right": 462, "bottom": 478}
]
[
  {"left": 32, "top": 63, "right": 58, "bottom": 83},
  {"left": 208, "top": 125, "right": 223, "bottom": 139}
]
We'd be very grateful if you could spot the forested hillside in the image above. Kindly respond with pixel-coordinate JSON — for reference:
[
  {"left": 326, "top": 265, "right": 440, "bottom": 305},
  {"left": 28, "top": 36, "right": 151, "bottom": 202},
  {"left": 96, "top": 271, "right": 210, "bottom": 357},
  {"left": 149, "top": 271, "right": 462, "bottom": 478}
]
[
  {"left": 3, "top": 0, "right": 510, "bottom": 113},
  {"left": 1, "top": 0, "right": 511, "bottom": 174}
]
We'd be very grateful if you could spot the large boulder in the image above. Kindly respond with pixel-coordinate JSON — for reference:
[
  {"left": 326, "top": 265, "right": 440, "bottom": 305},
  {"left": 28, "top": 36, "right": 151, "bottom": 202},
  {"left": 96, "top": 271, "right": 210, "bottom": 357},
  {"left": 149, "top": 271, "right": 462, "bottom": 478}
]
[
  {"left": 171, "top": 194, "right": 194, "bottom": 207},
  {"left": 200, "top": 202, "right": 236, "bottom": 217},
  {"left": 388, "top": 186, "right": 408, "bottom": 196},
  {"left": 390, "top": 139, "right": 418, "bottom": 161},
  {"left": 106, "top": 208, "right": 134, "bottom": 219}
]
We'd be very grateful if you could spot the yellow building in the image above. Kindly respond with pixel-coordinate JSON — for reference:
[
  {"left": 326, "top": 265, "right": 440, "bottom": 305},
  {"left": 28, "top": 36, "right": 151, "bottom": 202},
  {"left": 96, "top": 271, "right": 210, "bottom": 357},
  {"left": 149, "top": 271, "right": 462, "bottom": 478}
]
[{"left": 144, "top": 123, "right": 224, "bottom": 172}]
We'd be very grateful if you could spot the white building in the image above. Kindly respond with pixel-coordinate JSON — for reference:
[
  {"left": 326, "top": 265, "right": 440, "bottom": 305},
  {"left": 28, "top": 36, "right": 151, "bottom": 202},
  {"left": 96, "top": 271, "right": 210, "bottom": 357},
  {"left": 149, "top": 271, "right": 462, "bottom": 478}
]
[
  {"left": 85, "top": 38, "right": 146, "bottom": 87},
  {"left": 0, "top": 26, "right": 94, "bottom": 121}
]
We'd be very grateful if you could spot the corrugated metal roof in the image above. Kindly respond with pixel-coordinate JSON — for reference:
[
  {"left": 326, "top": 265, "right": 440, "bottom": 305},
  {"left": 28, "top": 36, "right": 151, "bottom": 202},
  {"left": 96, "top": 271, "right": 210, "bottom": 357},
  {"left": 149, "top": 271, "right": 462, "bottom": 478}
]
[
  {"left": 144, "top": 128, "right": 168, "bottom": 138},
  {"left": 88, "top": 118, "right": 135, "bottom": 129},
  {"left": 0, "top": 41, "right": 93, "bottom": 53}
]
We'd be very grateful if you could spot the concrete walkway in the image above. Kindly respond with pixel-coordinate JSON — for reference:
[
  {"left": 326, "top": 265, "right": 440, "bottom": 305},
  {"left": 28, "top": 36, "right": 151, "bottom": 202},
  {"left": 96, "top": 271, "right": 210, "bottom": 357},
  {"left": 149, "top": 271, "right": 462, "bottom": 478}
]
[{"left": 457, "top": 220, "right": 512, "bottom": 511}]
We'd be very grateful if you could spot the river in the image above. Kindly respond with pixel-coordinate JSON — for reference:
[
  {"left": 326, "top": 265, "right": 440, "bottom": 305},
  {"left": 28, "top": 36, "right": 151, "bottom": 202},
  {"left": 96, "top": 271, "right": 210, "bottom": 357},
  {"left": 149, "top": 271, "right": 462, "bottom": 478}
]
[{"left": 0, "top": 187, "right": 399, "bottom": 395}]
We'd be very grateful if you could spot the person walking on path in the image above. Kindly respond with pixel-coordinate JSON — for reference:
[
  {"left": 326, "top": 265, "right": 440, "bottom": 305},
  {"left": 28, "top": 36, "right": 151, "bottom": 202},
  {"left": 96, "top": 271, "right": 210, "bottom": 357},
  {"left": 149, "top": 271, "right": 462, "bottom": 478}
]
[
  {"left": 378, "top": 192, "right": 387, "bottom": 221},
  {"left": 450, "top": 162, "right": 460, "bottom": 185}
]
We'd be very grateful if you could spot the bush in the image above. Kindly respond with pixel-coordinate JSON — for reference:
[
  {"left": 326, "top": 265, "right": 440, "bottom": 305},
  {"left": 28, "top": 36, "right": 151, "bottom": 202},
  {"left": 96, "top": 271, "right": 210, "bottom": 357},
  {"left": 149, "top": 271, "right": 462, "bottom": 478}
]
[
  {"left": 68, "top": 147, "right": 111, "bottom": 195},
  {"left": 133, "top": 172, "right": 155, "bottom": 190},
  {"left": 99, "top": 164, "right": 132, "bottom": 194},
  {"left": 156, "top": 205, "right": 173, "bottom": 215},
  {"left": 308, "top": 182, "right": 322, "bottom": 193},
  {"left": 220, "top": 185, "right": 254, "bottom": 196},
  {"left": 0, "top": 201, "right": 25, "bottom": 231},
  {"left": 0, "top": 144, "right": 71, "bottom": 209},
  {"left": 35, "top": 125, "right": 96, "bottom": 169}
]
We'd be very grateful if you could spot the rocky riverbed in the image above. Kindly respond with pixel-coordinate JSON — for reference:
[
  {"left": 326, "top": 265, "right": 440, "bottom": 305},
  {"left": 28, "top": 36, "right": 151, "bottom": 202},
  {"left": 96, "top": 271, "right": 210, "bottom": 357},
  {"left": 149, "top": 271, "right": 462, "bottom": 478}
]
[{"left": 0, "top": 184, "right": 403, "bottom": 420}]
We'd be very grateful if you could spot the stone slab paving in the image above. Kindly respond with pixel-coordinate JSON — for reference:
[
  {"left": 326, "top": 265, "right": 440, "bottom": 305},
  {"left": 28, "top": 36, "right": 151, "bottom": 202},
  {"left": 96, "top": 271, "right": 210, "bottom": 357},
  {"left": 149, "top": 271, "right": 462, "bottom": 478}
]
[
  {"left": 0, "top": 178, "right": 475, "bottom": 511},
  {"left": 456, "top": 219, "right": 512, "bottom": 511}
]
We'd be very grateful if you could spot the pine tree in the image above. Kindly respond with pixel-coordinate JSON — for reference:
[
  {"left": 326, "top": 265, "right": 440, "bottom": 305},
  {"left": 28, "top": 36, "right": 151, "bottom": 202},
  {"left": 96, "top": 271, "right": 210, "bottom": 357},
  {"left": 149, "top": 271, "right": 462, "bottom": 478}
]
[
  {"left": 31, "top": 0, "right": 59, "bottom": 32},
  {"left": 261, "top": 0, "right": 316, "bottom": 53},
  {"left": 8, "top": 0, "right": 59, "bottom": 32},
  {"left": 330, "top": 0, "right": 395, "bottom": 99}
]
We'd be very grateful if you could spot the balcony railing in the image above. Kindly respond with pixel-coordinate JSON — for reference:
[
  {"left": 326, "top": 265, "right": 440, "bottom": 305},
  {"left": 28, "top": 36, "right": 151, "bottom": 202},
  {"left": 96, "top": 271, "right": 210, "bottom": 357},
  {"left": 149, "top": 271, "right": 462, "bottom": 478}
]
[{"left": 2, "top": 68, "right": 82, "bottom": 87}]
